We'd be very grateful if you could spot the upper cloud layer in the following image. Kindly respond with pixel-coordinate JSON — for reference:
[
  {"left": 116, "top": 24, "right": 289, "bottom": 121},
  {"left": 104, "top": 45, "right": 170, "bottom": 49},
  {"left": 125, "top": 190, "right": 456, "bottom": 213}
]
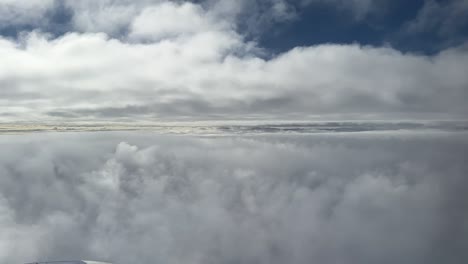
[{"left": 0, "top": 0, "right": 467, "bottom": 121}]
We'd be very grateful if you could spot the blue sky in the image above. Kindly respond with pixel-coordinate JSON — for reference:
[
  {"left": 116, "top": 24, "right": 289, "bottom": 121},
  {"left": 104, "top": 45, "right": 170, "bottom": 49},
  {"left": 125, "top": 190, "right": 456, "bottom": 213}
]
[
  {"left": 259, "top": 0, "right": 467, "bottom": 55},
  {"left": 257, "top": 0, "right": 426, "bottom": 52}
]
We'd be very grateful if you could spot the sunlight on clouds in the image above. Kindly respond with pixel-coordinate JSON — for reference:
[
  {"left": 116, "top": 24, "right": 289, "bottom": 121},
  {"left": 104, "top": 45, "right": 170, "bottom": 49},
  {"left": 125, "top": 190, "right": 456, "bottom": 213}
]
[{"left": 0, "top": 1, "right": 467, "bottom": 121}]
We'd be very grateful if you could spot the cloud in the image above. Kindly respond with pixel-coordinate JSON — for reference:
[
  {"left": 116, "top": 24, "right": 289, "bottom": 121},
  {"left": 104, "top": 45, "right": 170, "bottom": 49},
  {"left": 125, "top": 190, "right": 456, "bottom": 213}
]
[
  {"left": 403, "top": 0, "right": 468, "bottom": 48},
  {"left": 1, "top": 2, "right": 467, "bottom": 264},
  {"left": 1, "top": 28, "right": 468, "bottom": 121},
  {"left": 0, "top": 131, "right": 467, "bottom": 263},
  {"left": 0, "top": 0, "right": 378, "bottom": 38},
  {"left": 0, "top": 0, "right": 54, "bottom": 26},
  {"left": 406, "top": 0, "right": 468, "bottom": 35},
  {"left": 0, "top": 0, "right": 467, "bottom": 121},
  {"left": 129, "top": 2, "right": 228, "bottom": 41},
  {"left": 299, "top": 0, "right": 378, "bottom": 19},
  {"left": 0, "top": 0, "right": 237, "bottom": 38}
]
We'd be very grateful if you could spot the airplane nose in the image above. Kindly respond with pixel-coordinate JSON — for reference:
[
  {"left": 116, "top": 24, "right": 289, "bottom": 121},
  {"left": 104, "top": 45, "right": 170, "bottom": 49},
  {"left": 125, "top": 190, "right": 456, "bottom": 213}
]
[{"left": 25, "top": 261, "right": 112, "bottom": 264}]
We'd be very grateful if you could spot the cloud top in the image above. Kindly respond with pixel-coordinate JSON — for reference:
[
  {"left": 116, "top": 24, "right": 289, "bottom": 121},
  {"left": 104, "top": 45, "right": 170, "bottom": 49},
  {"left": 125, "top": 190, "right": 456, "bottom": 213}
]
[{"left": 1, "top": 132, "right": 467, "bottom": 263}]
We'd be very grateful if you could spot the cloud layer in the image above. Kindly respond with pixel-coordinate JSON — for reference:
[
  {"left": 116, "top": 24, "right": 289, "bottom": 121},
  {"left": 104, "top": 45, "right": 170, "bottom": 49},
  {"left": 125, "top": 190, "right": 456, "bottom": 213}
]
[
  {"left": 0, "top": 0, "right": 467, "bottom": 121},
  {"left": 1, "top": 131, "right": 467, "bottom": 263}
]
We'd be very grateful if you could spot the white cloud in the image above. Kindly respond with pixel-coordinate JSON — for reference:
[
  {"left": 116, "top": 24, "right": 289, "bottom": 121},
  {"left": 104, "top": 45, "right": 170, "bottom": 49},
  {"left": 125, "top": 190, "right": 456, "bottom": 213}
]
[
  {"left": 130, "top": 2, "right": 226, "bottom": 41},
  {"left": 0, "top": 28, "right": 467, "bottom": 121},
  {"left": 0, "top": 0, "right": 467, "bottom": 121},
  {"left": 0, "top": 132, "right": 467, "bottom": 263},
  {"left": 70, "top": 1, "right": 139, "bottom": 35}
]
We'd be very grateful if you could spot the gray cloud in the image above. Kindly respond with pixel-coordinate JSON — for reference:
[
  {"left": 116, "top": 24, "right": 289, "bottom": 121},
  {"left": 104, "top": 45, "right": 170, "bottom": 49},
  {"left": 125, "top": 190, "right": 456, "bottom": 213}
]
[
  {"left": 405, "top": 0, "right": 468, "bottom": 41},
  {"left": 387, "top": 0, "right": 468, "bottom": 52},
  {"left": 0, "top": 131, "right": 467, "bottom": 263}
]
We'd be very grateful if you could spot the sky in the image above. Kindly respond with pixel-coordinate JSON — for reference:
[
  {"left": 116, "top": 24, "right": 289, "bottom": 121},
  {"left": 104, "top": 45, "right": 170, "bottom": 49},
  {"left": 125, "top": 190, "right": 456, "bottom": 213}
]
[
  {"left": 1, "top": 0, "right": 467, "bottom": 122},
  {"left": 1, "top": 2, "right": 468, "bottom": 264}
]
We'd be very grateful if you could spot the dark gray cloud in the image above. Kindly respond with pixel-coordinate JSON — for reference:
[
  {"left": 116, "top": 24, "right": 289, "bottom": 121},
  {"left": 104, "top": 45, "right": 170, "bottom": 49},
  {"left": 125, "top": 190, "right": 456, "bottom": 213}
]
[{"left": 0, "top": 131, "right": 467, "bottom": 263}]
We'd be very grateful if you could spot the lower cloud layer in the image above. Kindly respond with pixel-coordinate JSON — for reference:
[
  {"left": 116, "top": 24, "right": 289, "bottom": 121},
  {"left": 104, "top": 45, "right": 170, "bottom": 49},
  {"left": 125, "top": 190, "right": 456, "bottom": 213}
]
[{"left": 1, "top": 132, "right": 467, "bottom": 264}]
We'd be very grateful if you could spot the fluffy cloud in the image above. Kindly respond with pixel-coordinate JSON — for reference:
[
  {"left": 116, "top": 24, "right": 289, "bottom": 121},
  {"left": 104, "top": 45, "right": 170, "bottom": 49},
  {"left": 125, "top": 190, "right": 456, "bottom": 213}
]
[
  {"left": 0, "top": 0, "right": 373, "bottom": 34},
  {"left": 1, "top": 29, "right": 467, "bottom": 121},
  {"left": 0, "top": 0, "right": 54, "bottom": 26},
  {"left": 0, "top": 0, "right": 467, "bottom": 121},
  {"left": 2, "top": 2, "right": 467, "bottom": 264},
  {"left": 129, "top": 2, "right": 228, "bottom": 40},
  {"left": 0, "top": 131, "right": 467, "bottom": 263}
]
